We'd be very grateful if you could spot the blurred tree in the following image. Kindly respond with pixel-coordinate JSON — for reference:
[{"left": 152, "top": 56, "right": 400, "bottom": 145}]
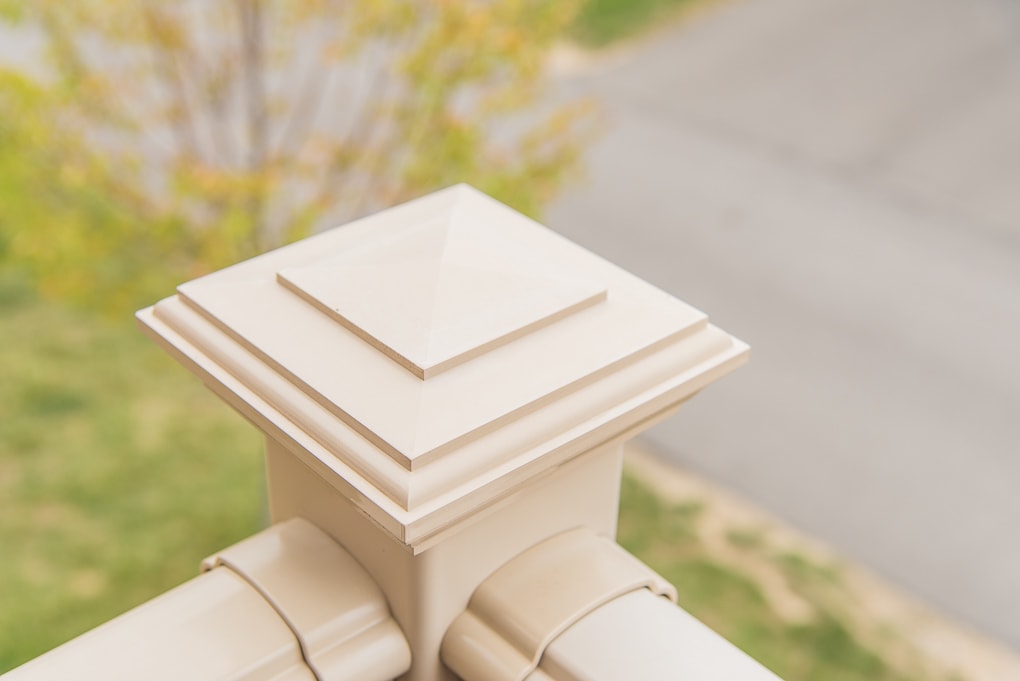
[{"left": 0, "top": 0, "right": 590, "bottom": 312}]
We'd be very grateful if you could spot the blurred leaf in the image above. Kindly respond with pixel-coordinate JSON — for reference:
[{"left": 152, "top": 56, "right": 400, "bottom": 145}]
[{"left": 0, "top": 0, "right": 23, "bottom": 22}]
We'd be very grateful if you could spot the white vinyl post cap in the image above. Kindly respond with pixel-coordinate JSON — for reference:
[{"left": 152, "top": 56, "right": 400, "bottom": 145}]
[{"left": 137, "top": 185, "right": 748, "bottom": 549}]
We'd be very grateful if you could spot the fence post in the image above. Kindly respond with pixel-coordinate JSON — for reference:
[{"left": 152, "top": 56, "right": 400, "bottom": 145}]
[{"left": 135, "top": 184, "right": 749, "bottom": 681}]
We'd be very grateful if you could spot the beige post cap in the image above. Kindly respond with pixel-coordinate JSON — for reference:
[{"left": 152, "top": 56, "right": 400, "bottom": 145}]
[{"left": 137, "top": 185, "right": 747, "bottom": 549}]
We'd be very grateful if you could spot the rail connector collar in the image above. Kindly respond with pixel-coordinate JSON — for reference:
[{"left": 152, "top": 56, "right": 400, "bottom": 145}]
[
  {"left": 441, "top": 528, "right": 677, "bottom": 681},
  {"left": 202, "top": 518, "right": 411, "bottom": 681}
]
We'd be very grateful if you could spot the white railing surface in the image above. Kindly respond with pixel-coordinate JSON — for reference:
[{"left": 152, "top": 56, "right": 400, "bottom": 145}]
[{"left": 2, "top": 186, "right": 778, "bottom": 681}]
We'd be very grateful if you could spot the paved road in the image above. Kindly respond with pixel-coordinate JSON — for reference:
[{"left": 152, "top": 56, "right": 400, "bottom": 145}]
[{"left": 548, "top": 0, "right": 1020, "bottom": 651}]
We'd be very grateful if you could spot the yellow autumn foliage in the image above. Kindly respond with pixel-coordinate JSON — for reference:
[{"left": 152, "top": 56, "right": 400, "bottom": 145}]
[{"left": 0, "top": 0, "right": 592, "bottom": 313}]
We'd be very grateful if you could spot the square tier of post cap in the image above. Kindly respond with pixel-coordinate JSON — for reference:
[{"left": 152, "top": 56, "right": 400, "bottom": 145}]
[{"left": 137, "top": 185, "right": 748, "bottom": 549}]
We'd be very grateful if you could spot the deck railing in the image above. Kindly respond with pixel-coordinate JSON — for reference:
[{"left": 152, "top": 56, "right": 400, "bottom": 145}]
[{"left": 1, "top": 185, "right": 778, "bottom": 681}]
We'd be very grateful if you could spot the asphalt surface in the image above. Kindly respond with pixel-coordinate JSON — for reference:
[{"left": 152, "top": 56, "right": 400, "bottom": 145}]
[{"left": 547, "top": 0, "right": 1020, "bottom": 651}]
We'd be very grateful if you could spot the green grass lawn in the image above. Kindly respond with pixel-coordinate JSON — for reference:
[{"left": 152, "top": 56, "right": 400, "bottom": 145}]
[
  {"left": 0, "top": 273, "right": 959, "bottom": 680},
  {"left": 0, "top": 272, "right": 265, "bottom": 672},
  {"left": 572, "top": 0, "right": 703, "bottom": 47}
]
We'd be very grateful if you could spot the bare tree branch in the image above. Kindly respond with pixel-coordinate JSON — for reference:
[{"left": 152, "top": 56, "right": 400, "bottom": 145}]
[{"left": 236, "top": 0, "right": 270, "bottom": 246}]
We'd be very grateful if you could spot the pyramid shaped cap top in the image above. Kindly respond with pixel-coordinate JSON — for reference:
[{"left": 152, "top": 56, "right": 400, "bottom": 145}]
[
  {"left": 276, "top": 186, "right": 607, "bottom": 379},
  {"left": 138, "top": 184, "right": 748, "bottom": 547}
]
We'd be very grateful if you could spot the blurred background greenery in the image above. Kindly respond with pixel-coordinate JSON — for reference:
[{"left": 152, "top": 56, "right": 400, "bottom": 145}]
[
  {"left": 0, "top": 0, "right": 593, "bottom": 315},
  {"left": 0, "top": 1, "right": 963, "bottom": 679}
]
